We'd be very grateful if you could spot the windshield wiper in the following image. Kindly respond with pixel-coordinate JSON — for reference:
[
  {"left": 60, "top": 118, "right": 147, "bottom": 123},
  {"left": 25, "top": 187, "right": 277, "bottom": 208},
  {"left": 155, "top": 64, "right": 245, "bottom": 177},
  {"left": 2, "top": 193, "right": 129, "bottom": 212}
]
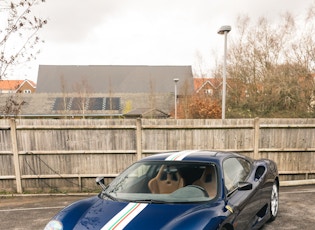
[
  {"left": 132, "top": 199, "right": 168, "bottom": 204},
  {"left": 100, "top": 190, "right": 118, "bottom": 201}
]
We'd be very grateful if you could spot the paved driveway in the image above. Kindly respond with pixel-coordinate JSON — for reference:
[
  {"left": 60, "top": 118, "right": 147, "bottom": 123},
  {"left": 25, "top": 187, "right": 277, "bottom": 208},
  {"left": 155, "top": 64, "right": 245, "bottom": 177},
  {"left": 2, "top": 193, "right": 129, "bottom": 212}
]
[{"left": 0, "top": 185, "right": 314, "bottom": 230}]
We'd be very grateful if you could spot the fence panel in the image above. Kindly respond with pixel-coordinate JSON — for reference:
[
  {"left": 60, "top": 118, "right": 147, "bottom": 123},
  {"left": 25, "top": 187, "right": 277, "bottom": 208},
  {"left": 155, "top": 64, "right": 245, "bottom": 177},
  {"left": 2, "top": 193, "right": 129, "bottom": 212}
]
[{"left": 0, "top": 118, "right": 314, "bottom": 193}]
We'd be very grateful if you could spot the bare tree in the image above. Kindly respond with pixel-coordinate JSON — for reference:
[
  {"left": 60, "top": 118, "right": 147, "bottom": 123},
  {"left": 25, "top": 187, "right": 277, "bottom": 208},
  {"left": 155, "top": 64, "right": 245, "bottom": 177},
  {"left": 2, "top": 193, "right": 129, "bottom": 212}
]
[
  {"left": 149, "top": 78, "right": 156, "bottom": 109},
  {"left": 72, "top": 78, "right": 92, "bottom": 118},
  {"left": 58, "top": 75, "right": 71, "bottom": 118},
  {"left": 1, "top": 94, "right": 26, "bottom": 117},
  {"left": 193, "top": 51, "right": 212, "bottom": 79},
  {"left": 219, "top": 10, "right": 315, "bottom": 118},
  {"left": 0, "top": 0, "right": 47, "bottom": 79}
]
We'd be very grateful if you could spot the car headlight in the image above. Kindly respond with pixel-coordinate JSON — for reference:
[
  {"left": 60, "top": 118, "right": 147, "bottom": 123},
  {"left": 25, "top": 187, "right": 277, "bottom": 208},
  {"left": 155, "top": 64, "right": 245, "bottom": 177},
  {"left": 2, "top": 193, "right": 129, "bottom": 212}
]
[{"left": 44, "top": 220, "right": 63, "bottom": 230}]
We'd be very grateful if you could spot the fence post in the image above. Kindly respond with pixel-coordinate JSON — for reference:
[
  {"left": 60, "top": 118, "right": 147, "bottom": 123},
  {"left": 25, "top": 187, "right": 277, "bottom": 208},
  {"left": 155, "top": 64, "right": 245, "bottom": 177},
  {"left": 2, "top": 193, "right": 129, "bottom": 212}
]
[
  {"left": 136, "top": 118, "right": 143, "bottom": 160},
  {"left": 253, "top": 117, "right": 260, "bottom": 159},
  {"left": 10, "top": 119, "right": 22, "bottom": 193}
]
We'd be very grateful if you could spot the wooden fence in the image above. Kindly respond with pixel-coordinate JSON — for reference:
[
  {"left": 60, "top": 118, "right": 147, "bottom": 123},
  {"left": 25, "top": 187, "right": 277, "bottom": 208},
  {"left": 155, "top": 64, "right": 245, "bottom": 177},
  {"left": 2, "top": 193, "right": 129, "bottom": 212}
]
[{"left": 0, "top": 118, "right": 314, "bottom": 193}]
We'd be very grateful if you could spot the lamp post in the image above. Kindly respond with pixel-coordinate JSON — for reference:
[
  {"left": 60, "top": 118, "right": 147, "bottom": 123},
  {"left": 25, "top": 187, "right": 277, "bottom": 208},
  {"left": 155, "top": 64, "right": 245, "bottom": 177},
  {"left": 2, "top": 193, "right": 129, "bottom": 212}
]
[
  {"left": 174, "top": 78, "right": 179, "bottom": 119},
  {"left": 218, "top": 25, "right": 231, "bottom": 120}
]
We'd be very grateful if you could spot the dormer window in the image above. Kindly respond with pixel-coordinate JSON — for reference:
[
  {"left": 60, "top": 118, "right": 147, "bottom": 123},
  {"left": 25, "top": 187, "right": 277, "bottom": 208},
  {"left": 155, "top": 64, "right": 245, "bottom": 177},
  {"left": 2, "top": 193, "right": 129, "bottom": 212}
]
[{"left": 204, "top": 89, "right": 213, "bottom": 95}]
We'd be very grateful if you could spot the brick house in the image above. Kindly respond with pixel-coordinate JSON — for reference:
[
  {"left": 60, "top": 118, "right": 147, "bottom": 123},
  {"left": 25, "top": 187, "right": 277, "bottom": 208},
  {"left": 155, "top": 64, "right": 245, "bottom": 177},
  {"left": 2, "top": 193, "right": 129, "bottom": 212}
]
[{"left": 0, "top": 79, "right": 36, "bottom": 93}]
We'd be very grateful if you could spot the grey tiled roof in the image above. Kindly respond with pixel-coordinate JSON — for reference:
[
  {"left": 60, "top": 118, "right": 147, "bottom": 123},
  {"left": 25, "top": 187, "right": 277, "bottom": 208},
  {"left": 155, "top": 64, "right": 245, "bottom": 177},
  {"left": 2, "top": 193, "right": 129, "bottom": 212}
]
[
  {"left": 124, "top": 108, "right": 169, "bottom": 118},
  {"left": 36, "top": 65, "right": 194, "bottom": 94},
  {"left": 0, "top": 93, "right": 174, "bottom": 118}
]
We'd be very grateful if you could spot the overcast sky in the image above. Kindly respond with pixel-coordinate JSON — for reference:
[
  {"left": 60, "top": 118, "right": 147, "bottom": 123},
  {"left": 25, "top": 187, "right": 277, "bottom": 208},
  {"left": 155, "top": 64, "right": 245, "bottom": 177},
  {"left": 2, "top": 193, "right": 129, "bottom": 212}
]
[{"left": 9, "top": 0, "right": 315, "bottom": 82}]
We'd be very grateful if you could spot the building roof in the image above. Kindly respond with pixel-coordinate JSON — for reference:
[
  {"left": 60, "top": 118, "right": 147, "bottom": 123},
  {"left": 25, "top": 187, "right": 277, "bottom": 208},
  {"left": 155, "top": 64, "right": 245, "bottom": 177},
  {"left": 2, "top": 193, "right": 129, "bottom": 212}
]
[
  {"left": 0, "top": 79, "right": 36, "bottom": 91},
  {"left": 124, "top": 108, "right": 169, "bottom": 118},
  {"left": 0, "top": 93, "right": 174, "bottom": 118},
  {"left": 194, "top": 78, "right": 223, "bottom": 92},
  {"left": 36, "top": 65, "right": 194, "bottom": 94},
  {"left": 193, "top": 78, "right": 235, "bottom": 93},
  {"left": 0, "top": 80, "right": 23, "bottom": 90}
]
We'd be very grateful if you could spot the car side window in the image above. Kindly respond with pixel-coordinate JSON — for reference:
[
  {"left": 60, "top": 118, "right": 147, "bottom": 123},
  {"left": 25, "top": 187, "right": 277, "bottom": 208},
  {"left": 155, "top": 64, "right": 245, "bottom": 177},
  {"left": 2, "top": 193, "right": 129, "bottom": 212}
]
[{"left": 223, "top": 157, "right": 251, "bottom": 192}]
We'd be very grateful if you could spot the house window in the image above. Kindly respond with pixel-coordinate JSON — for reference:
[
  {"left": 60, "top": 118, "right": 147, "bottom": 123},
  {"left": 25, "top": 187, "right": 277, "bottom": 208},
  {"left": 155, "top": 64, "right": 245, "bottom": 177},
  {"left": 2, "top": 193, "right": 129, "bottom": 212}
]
[
  {"left": 204, "top": 89, "right": 213, "bottom": 95},
  {"left": 24, "top": 89, "right": 31, "bottom": 93}
]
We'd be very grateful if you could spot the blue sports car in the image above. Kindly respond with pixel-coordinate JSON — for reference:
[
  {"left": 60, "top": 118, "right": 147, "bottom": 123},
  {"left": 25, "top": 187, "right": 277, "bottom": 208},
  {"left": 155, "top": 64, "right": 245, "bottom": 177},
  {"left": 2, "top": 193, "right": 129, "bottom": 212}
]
[{"left": 44, "top": 150, "right": 279, "bottom": 230}]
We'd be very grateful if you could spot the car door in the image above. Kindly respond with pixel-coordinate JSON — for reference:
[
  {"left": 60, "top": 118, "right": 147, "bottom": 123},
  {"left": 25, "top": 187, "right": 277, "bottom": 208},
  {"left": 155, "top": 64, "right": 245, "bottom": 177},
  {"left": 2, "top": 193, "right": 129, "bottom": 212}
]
[{"left": 223, "top": 157, "right": 262, "bottom": 230}]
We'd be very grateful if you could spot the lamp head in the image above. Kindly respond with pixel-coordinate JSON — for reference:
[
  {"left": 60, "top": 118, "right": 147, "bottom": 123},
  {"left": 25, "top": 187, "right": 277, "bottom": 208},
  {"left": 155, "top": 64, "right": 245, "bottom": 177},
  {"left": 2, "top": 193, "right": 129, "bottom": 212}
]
[{"left": 218, "top": 25, "right": 231, "bottom": 35}]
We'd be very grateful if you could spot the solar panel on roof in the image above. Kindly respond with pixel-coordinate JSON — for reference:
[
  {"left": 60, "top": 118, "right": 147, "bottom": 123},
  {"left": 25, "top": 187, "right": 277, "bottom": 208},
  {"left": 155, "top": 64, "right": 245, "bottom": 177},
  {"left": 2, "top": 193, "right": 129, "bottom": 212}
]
[
  {"left": 105, "top": 97, "right": 120, "bottom": 110},
  {"left": 52, "top": 97, "right": 121, "bottom": 111},
  {"left": 52, "top": 97, "right": 71, "bottom": 110},
  {"left": 70, "top": 97, "right": 87, "bottom": 110},
  {"left": 88, "top": 97, "right": 103, "bottom": 110}
]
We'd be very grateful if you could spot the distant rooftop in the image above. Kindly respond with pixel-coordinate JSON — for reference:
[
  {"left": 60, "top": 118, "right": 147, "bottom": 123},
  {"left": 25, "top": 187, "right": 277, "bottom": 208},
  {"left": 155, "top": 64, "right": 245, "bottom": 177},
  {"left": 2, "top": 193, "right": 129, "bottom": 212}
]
[
  {"left": 36, "top": 65, "right": 194, "bottom": 94},
  {"left": 0, "top": 79, "right": 36, "bottom": 90}
]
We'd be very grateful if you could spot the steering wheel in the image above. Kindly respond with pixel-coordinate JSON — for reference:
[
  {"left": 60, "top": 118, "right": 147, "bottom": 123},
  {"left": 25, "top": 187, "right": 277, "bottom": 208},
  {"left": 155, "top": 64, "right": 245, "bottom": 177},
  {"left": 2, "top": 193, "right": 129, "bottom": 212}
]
[{"left": 186, "top": 185, "right": 209, "bottom": 197}]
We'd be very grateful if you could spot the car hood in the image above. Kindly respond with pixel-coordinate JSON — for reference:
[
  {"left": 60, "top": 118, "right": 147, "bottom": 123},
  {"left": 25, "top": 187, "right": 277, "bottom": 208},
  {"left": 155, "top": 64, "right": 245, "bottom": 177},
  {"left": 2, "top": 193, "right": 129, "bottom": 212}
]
[{"left": 54, "top": 196, "right": 226, "bottom": 230}]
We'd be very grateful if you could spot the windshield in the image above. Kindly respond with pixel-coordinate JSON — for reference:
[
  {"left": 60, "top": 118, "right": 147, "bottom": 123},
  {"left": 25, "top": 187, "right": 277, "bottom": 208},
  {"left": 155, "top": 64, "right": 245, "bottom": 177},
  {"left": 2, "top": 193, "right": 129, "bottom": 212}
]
[{"left": 104, "top": 161, "right": 219, "bottom": 203}]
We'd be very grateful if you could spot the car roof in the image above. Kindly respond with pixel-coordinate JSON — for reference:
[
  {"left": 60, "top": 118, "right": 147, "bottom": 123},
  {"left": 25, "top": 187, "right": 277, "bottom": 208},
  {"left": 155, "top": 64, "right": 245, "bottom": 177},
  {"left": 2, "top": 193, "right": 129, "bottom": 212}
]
[{"left": 140, "top": 150, "right": 249, "bottom": 164}]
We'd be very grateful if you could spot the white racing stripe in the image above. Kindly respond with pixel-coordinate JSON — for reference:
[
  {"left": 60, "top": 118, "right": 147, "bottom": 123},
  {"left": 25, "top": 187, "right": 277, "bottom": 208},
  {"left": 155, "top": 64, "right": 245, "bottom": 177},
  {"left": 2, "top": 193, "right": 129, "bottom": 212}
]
[
  {"left": 101, "top": 203, "right": 147, "bottom": 230},
  {"left": 165, "top": 150, "right": 199, "bottom": 161}
]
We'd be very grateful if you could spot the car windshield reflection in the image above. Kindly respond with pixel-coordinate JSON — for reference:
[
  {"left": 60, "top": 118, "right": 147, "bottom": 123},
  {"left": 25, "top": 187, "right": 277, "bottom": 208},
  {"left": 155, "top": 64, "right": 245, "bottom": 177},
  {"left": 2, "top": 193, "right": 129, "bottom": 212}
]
[{"left": 104, "top": 161, "right": 218, "bottom": 203}]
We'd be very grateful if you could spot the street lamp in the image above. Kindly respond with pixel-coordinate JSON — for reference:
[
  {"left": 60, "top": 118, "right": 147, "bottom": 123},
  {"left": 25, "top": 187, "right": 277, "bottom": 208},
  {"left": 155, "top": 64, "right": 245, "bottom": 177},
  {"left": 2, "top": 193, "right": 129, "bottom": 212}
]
[
  {"left": 218, "top": 25, "right": 231, "bottom": 119},
  {"left": 174, "top": 78, "right": 179, "bottom": 119}
]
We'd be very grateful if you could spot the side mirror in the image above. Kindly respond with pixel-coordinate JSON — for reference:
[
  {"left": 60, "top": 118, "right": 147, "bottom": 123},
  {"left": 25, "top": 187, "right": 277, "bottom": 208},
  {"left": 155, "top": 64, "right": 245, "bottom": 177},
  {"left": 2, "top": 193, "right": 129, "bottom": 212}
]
[
  {"left": 254, "top": 166, "right": 266, "bottom": 181},
  {"left": 238, "top": 182, "right": 252, "bottom": 191},
  {"left": 96, "top": 177, "right": 106, "bottom": 190}
]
